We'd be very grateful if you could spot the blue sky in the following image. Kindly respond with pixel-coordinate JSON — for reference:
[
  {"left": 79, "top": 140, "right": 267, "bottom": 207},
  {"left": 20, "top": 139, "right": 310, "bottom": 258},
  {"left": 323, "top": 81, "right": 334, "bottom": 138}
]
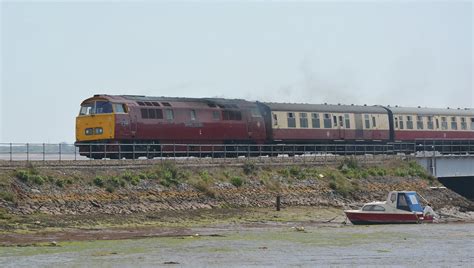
[{"left": 1, "top": 1, "right": 472, "bottom": 143}]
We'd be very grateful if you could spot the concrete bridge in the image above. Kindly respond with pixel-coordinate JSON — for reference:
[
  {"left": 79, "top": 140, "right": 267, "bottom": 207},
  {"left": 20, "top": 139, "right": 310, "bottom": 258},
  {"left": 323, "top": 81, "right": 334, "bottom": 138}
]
[
  {"left": 416, "top": 154, "right": 474, "bottom": 178},
  {"left": 416, "top": 154, "right": 474, "bottom": 201}
]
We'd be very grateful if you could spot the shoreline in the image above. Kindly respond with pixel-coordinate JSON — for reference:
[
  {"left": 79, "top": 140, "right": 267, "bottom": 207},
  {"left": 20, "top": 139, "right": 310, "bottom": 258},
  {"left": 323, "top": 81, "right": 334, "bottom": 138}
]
[
  {"left": 1, "top": 159, "right": 473, "bottom": 246},
  {"left": 1, "top": 206, "right": 473, "bottom": 246}
]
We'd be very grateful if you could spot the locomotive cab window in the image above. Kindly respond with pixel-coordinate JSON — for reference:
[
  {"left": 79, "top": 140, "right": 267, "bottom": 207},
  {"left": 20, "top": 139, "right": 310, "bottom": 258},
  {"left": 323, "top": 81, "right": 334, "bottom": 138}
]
[
  {"left": 113, "top": 104, "right": 126, "bottom": 113},
  {"left": 95, "top": 101, "right": 113, "bottom": 114},
  {"left": 79, "top": 103, "right": 94, "bottom": 115},
  {"left": 79, "top": 101, "right": 112, "bottom": 115}
]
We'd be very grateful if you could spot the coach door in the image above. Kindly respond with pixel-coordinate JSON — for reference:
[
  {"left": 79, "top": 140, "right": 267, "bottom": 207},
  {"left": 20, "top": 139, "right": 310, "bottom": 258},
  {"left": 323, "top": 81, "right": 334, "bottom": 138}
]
[
  {"left": 338, "top": 115, "right": 345, "bottom": 139},
  {"left": 354, "top": 114, "right": 364, "bottom": 139}
]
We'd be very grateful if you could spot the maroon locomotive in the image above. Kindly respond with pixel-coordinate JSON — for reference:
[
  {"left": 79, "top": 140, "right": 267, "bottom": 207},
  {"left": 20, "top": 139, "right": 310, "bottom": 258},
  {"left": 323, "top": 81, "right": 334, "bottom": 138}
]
[{"left": 76, "top": 94, "right": 474, "bottom": 158}]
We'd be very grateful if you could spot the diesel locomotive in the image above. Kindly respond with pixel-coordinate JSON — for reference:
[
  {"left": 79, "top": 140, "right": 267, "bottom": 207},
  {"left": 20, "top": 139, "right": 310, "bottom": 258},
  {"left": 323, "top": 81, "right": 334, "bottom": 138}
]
[{"left": 76, "top": 94, "right": 474, "bottom": 158}]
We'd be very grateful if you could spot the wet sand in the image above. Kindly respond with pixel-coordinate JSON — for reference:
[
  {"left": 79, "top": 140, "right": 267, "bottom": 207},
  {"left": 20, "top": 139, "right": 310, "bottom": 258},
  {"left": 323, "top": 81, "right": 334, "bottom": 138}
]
[{"left": 1, "top": 222, "right": 473, "bottom": 267}]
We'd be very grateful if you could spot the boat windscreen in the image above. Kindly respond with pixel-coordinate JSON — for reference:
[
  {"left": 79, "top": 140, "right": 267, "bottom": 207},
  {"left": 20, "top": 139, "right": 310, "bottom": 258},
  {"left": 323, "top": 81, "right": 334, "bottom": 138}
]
[{"left": 405, "top": 193, "right": 423, "bottom": 212}]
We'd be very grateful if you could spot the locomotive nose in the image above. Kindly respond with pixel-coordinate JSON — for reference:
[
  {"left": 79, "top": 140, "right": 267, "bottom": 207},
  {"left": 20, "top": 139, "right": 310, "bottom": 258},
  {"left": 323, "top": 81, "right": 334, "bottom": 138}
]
[{"left": 76, "top": 114, "right": 115, "bottom": 142}]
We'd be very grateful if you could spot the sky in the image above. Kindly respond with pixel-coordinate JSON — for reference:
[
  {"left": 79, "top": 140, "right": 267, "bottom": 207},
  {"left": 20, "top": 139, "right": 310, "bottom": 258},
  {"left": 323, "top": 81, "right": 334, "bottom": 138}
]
[{"left": 1, "top": 1, "right": 473, "bottom": 143}]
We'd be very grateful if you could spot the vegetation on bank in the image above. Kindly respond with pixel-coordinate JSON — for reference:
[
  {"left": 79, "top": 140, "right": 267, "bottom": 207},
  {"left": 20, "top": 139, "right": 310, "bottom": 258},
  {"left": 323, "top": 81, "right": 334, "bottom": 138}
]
[{"left": 0, "top": 158, "right": 435, "bottom": 204}]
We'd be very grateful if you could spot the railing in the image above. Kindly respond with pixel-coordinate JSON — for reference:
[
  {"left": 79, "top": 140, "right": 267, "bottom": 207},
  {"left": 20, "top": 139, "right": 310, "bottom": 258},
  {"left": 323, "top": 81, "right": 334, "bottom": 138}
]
[{"left": 0, "top": 142, "right": 473, "bottom": 162}]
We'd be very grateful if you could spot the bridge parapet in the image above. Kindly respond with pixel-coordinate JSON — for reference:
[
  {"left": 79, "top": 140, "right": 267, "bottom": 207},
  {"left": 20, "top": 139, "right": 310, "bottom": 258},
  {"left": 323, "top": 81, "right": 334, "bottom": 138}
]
[{"left": 416, "top": 155, "right": 474, "bottom": 177}]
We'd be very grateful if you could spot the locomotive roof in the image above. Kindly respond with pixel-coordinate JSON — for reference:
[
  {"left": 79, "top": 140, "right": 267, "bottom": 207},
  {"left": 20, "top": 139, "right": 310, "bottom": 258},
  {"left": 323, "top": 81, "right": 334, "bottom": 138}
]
[
  {"left": 118, "top": 95, "right": 247, "bottom": 103},
  {"left": 263, "top": 102, "right": 388, "bottom": 114},
  {"left": 387, "top": 106, "right": 474, "bottom": 116}
]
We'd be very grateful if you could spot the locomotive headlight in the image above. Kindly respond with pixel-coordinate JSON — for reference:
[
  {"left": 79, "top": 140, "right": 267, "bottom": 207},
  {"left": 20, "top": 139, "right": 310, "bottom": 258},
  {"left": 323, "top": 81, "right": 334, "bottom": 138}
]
[
  {"left": 85, "top": 128, "right": 94, "bottom": 135},
  {"left": 95, "top": 127, "right": 104, "bottom": 135}
]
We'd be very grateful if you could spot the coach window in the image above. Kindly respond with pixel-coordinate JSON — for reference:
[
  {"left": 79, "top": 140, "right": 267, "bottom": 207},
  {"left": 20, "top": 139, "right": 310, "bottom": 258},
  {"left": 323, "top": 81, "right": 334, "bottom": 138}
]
[
  {"left": 435, "top": 118, "right": 440, "bottom": 129},
  {"left": 406, "top": 116, "right": 413, "bottom": 129},
  {"left": 364, "top": 114, "right": 370, "bottom": 129},
  {"left": 337, "top": 115, "right": 343, "bottom": 127},
  {"left": 451, "top": 117, "right": 459, "bottom": 130},
  {"left": 287, "top": 112, "right": 296, "bottom": 128},
  {"left": 344, "top": 114, "right": 350, "bottom": 128},
  {"left": 190, "top": 110, "right": 196, "bottom": 121},
  {"left": 451, "top": 117, "right": 458, "bottom": 130},
  {"left": 333, "top": 115, "right": 338, "bottom": 127},
  {"left": 471, "top": 118, "right": 474, "bottom": 130},
  {"left": 273, "top": 114, "right": 278, "bottom": 126},
  {"left": 312, "top": 113, "right": 320, "bottom": 128},
  {"left": 165, "top": 109, "right": 174, "bottom": 120},
  {"left": 441, "top": 117, "right": 448, "bottom": 130},
  {"left": 323, "top": 114, "right": 332, "bottom": 128},
  {"left": 299, "top": 113, "right": 308, "bottom": 128},
  {"left": 427, "top": 116, "right": 434, "bottom": 130},
  {"left": 372, "top": 116, "right": 377, "bottom": 128},
  {"left": 394, "top": 117, "right": 399, "bottom": 129},
  {"left": 399, "top": 116, "right": 404, "bottom": 129},
  {"left": 460, "top": 117, "right": 467, "bottom": 130},
  {"left": 416, "top": 116, "right": 424, "bottom": 130}
]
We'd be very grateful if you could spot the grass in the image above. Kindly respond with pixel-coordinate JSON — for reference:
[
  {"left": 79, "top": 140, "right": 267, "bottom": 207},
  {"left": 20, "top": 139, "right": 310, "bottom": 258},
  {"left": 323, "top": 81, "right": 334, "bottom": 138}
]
[{"left": 230, "top": 176, "right": 244, "bottom": 187}]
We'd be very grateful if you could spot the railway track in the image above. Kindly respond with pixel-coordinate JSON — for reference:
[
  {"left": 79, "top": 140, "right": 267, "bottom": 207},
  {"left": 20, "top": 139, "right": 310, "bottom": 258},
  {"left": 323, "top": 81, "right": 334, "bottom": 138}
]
[{"left": 0, "top": 154, "right": 406, "bottom": 170}]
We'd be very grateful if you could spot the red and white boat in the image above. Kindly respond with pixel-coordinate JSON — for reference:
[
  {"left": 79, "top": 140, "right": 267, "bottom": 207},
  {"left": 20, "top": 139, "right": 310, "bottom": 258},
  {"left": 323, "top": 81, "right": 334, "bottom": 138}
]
[{"left": 344, "top": 191, "right": 435, "bottom": 225}]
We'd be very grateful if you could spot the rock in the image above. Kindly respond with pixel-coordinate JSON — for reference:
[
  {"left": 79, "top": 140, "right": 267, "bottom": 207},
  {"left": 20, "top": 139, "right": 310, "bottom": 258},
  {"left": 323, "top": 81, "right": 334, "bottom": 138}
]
[{"left": 31, "top": 189, "right": 40, "bottom": 194}]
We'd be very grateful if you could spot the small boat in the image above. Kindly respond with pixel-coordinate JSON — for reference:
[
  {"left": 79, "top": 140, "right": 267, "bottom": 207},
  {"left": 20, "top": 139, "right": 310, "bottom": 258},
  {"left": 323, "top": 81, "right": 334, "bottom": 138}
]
[{"left": 344, "top": 191, "right": 435, "bottom": 225}]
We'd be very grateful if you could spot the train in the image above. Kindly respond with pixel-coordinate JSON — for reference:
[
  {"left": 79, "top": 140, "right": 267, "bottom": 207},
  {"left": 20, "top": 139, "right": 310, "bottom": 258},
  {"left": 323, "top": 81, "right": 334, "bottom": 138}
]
[{"left": 75, "top": 94, "right": 474, "bottom": 159}]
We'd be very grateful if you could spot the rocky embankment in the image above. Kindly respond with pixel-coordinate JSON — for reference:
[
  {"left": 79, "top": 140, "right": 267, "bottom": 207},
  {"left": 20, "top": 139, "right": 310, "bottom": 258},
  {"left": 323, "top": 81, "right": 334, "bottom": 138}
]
[{"left": 0, "top": 159, "right": 473, "bottom": 230}]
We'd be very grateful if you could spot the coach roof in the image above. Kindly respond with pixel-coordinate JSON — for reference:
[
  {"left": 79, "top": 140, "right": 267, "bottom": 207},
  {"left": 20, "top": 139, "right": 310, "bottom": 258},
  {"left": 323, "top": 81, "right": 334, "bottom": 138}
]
[
  {"left": 387, "top": 106, "right": 474, "bottom": 116},
  {"left": 264, "top": 102, "right": 388, "bottom": 114}
]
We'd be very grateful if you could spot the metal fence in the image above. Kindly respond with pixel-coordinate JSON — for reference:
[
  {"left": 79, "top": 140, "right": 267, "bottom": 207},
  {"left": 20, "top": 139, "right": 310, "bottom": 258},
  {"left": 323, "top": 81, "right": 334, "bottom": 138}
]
[{"left": 1, "top": 142, "right": 473, "bottom": 162}]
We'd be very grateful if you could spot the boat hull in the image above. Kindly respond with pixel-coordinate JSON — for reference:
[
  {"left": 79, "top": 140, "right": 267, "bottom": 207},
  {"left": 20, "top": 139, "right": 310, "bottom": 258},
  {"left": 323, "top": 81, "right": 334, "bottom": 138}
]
[{"left": 345, "top": 211, "right": 433, "bottom": 225}]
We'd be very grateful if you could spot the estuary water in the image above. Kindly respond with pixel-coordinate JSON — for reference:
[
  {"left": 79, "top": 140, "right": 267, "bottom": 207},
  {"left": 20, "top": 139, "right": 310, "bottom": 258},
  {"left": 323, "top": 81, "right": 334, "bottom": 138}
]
[{"left": 1, "top": 223, "right": 473, "bottom": 267}]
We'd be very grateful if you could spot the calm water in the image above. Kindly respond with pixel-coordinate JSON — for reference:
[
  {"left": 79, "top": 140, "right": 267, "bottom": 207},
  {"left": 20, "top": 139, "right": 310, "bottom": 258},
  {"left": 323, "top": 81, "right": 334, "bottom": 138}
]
[{"left": 1, "top": 223, "right": 473, "bottom": 267}]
